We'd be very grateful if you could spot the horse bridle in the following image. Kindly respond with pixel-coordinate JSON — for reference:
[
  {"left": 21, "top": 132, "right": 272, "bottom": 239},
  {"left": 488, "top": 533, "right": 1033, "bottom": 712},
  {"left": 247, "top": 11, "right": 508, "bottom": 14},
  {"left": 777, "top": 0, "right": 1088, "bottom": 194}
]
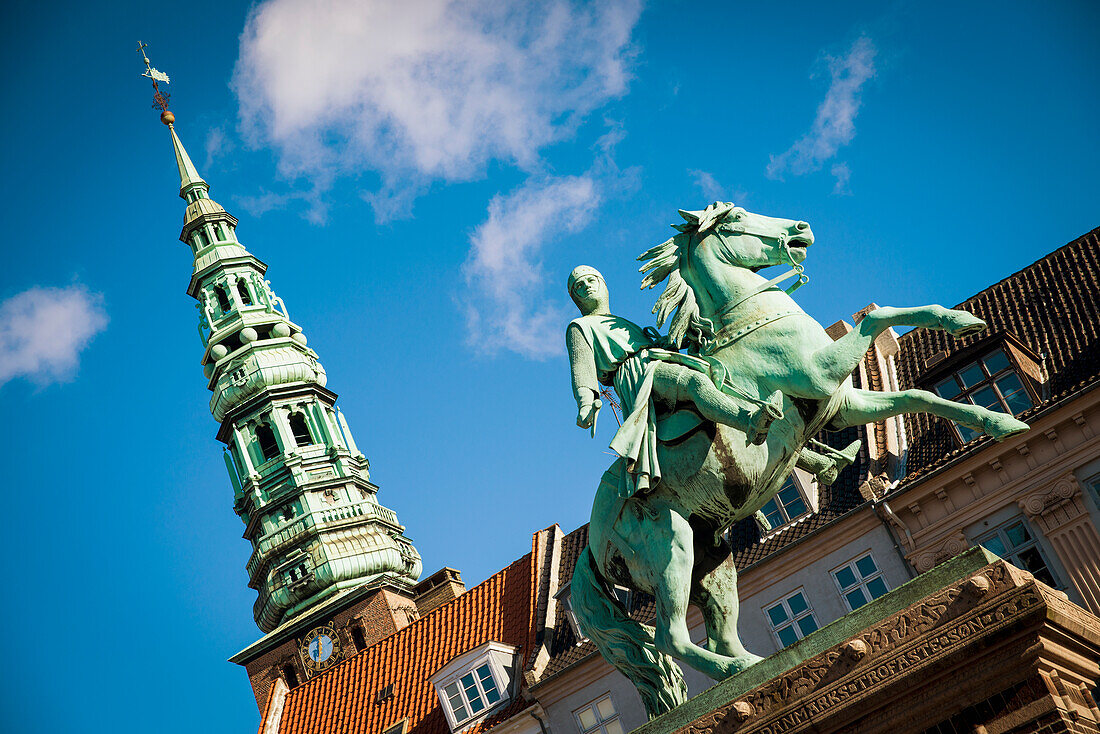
[{"left": 704, "top": 221, "right": 810, "bottom": 324}]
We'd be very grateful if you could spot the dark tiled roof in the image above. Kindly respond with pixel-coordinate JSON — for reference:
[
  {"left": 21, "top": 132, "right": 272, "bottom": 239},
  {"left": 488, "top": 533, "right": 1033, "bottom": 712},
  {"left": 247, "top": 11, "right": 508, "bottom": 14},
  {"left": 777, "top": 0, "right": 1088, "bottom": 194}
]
[
  {"left": 728, "top": 424, "right": 868, "bottom": 569},
  {"left": 274, "top": 555, "right": 536, "bottom": 734},
  {"left": 896, "top": 227, "right": 1100, "bottom": 484}
]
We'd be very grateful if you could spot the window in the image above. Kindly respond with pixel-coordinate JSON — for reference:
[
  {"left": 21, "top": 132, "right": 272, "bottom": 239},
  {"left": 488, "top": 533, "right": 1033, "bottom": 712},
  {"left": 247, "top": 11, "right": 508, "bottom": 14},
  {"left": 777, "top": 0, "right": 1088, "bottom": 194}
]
[
  {"left": 764, "top": 589, "right": 818, "bottom": 647},
  {"left": 932, "top": 348, "right": 1034, "bottom": 442},
  {"left": 574, "top": 695, "right": 624, "bottom": 734},
  {"left": 759, "top": 478, "right": 809, "bottom": 530},
  {"left": 430, "top": 642, "right": 516, "bottom": 731},
  {"left": 281, "top": 663, "right": 300, "bottom": 689},
  {"left": 256, "top": 423, "right": 280, "bottom": 461},
  {"left": 832, "top": 553, "right": 890, "bottom": 611},
  {"left": 214, "top": 285, "right": 232, "bottom": 314},
  {"left": 556, "top": 581, "right": 631, "bottom": 644},
  {"left": 289, "top": 413, "right": 313, "bottom": 447},
  {"left": 441, "top": 663, "right": 502, "bottom": 725},
  {"left": 236, "top": 279, "right": 253, "bottom": 306},
  {"left": 977, "top": 518, "right": 1058, "bottom": 587},
  {"left": 380, "top": 719, "right": 407, "bottom": 734},
  {"left": 351, "top": 626, "right": 368, "bottom": 652}
]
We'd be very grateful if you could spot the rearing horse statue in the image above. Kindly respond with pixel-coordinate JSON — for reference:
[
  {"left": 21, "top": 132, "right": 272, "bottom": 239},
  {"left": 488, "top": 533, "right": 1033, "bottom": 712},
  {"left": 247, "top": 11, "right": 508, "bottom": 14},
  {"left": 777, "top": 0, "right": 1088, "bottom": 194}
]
[{"left": 569, "top": 202, "right": 1028, "bottom": 718}]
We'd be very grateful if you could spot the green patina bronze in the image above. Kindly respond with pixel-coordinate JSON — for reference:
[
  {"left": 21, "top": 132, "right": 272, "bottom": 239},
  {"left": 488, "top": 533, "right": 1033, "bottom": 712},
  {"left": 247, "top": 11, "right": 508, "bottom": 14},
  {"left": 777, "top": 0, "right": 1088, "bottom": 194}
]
[{"left": 567, "top": 201, "right": 1029, "bottom": 718}]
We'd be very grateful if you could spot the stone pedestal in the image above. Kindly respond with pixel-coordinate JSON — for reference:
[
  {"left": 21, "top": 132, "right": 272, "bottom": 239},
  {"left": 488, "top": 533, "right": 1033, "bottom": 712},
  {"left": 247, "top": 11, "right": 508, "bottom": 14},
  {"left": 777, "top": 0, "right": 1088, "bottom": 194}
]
[{"left": 637, "top": 548, "right": 1100, "bottom": 734}]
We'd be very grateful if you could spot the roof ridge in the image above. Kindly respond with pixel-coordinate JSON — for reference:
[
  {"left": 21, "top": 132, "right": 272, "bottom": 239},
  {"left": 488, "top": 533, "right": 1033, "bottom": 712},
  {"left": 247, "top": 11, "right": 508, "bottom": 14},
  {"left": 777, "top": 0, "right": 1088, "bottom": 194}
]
[{"left": 898, "top": 225, "right": 1100, "bottom": 344}]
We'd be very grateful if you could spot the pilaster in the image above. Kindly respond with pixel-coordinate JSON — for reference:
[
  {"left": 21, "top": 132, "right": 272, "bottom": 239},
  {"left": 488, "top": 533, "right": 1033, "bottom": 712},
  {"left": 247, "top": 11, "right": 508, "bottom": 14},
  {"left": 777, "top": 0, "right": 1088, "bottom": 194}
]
[{"left": 1019, "top": 474, "right": 1100, "bottom": 614}]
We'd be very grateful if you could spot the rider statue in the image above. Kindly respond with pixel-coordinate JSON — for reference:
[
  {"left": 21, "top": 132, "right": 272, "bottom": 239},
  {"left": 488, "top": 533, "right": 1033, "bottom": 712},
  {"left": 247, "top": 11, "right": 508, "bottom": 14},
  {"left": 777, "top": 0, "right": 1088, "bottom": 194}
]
[{"left": 566, "top": 265, "right": 783, "bottom": 499}]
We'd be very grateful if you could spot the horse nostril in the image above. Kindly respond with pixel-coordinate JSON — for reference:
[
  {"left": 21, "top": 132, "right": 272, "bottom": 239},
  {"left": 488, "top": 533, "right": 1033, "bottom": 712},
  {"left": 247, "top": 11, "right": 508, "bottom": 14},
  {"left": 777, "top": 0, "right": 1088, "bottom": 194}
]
[{"left": 796, "top": 221, "right": 809, "bottom": 231}]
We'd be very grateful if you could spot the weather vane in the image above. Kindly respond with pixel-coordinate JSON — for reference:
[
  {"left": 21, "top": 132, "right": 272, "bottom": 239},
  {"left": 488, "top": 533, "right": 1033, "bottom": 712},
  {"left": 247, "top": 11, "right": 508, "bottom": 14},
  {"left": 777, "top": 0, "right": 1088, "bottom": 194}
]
[{"left": 137, "top": 41, "right": 173, "bottom": 121}]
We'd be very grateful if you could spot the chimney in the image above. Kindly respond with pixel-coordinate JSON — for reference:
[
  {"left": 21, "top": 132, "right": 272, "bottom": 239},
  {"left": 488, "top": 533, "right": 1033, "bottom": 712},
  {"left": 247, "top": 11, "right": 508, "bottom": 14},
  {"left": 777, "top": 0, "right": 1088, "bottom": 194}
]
[{"left": 412, "top": 567, "right": 466, "bottom": 616}]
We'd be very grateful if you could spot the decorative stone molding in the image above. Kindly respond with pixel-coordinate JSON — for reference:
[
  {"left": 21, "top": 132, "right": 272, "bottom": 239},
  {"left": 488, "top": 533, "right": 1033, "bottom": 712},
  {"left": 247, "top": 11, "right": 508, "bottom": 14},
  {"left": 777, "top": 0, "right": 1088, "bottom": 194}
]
[
  {"left": 1018, "top": 474, "right": 1100, "bottom": 614},
  {"left": 908, "top": 531, "right": 969, "bottom": 573},
  {"left": 1018, "top": 475, "right": 1082, "bottom": 525}
]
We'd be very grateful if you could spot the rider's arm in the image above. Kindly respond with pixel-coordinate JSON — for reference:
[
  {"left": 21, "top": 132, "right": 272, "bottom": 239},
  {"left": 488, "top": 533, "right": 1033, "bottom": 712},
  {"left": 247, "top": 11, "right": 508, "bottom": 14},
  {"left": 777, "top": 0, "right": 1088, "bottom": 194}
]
[{"left": 567, "top": 323, "right": 600, "bottom": 424}]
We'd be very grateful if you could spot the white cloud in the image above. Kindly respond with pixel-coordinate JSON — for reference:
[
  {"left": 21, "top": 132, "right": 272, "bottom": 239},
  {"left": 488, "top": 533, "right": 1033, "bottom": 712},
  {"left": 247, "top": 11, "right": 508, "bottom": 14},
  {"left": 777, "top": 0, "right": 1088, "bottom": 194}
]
[
  {"left": 463, "top": 175, "right": 597, "bottom": 359},
  {"left": 232, "top": 0, "right": 641, "bottom": 220},
  {"left": 203, "top": 125, "right": 234, "bottom": 170},
  {"left": 0, "top": 285, "right": 108, "bottom": 387},
  {"left": 688, "top": 169, "right": 746, "bottom": 204},
  {"left": 767, "top": 36, "right": 877, "bottom": 180},
  {"left": 831, "top": 162, "right": 852, "bottom": 194}
]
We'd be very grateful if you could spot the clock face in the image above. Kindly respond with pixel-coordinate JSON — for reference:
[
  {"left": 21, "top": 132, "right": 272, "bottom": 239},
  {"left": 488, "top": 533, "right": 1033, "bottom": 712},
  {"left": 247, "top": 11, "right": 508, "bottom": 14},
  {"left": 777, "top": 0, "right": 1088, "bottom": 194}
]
[{"left": 300, "top": 625, "right": 342, "bottom": 673}]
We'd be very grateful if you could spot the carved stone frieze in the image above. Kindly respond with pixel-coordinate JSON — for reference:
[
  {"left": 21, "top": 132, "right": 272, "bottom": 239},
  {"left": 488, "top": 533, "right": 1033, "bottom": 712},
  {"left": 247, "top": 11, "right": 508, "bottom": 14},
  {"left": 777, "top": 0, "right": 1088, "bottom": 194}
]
[{"left": 678, "top": 562, "right": 1055, "bottom": 734}]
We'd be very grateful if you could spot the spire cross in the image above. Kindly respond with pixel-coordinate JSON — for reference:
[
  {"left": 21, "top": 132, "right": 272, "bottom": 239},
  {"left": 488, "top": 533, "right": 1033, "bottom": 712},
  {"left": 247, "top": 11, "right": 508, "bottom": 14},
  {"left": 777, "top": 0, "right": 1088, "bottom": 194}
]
[{"left": 136, "top": 41, "right": 171, "bottom": 113}]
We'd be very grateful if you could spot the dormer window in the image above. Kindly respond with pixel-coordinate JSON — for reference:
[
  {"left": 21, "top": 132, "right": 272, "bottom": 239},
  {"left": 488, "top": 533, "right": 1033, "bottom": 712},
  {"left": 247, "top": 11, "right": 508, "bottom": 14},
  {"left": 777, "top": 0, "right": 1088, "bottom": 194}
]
[
  {"left": 429, "top": 642, "right": 515, "bottom": 732},
  {"left": 556, "top": 581, "right": 630, "bottom": 644},
  {"left": 758, "top": 477, "right": 810, "bottom": 531},
  {"left": 932, "top": 347, "right": 1035, "bottom": 442}
]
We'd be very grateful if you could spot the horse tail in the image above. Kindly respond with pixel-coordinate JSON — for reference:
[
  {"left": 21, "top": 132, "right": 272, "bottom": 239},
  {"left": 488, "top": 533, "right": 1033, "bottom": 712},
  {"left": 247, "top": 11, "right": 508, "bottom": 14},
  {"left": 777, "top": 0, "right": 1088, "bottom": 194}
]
[{"left": 571, "top": 546, "right": 688, "bottom": 719}]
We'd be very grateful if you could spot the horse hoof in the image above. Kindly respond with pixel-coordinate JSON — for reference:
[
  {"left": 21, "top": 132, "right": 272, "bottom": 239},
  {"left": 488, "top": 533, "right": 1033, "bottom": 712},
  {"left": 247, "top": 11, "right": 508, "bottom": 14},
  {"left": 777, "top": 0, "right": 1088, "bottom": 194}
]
[
  {"left": 817, "top": 465, "right": 839, "bottom": 486},
  {"left": 942, "top": 309, "right": 987, "bottom": 338},
  {"left": 984, "top": 413, "right": 1029, "bottom": 441}
]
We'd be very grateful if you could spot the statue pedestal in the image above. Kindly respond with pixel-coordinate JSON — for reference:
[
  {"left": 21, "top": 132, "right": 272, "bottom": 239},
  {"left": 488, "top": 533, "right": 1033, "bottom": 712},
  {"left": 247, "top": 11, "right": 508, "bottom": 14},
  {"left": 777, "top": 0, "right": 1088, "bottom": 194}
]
[{"left": 636, "top": 548, "right": 1100, "bottom": 734}]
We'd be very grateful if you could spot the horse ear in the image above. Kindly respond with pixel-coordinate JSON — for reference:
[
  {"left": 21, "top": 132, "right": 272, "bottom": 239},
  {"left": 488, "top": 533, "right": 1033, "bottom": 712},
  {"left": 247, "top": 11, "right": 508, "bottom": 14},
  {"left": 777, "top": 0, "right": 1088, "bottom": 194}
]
[{"left": 678, "top": 209, "right": 700, "bottom": 223}]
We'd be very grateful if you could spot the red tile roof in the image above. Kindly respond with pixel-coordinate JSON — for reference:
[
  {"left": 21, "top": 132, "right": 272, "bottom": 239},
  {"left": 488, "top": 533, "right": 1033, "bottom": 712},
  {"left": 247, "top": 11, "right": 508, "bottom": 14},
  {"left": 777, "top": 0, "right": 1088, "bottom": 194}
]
[{"left": 274, "top": 550, "right": 537, "bottom": 734}]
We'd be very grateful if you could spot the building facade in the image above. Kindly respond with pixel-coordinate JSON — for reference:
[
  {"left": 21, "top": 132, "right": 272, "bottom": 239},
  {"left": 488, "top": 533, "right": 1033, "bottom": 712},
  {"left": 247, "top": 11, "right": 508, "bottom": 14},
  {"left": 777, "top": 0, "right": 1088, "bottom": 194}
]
[{"left": 158, "top": 111, "right": 1099, "bottom": 733}]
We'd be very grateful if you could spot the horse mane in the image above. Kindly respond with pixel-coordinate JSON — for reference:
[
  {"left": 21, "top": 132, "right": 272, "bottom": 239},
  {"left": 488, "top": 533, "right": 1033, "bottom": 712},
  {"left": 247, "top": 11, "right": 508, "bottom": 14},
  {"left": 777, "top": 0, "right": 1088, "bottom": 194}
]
[{"left": 637, "top": 202, "right": 734, "bottom": 349}]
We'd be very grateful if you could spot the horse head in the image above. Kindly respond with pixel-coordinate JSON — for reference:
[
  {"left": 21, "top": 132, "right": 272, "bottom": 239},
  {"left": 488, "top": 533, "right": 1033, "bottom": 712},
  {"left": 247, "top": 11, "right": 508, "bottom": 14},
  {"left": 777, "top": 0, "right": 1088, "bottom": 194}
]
[
  {"left": 639, "top": 202, "right": 814, "bottom": 349},
  {"left": 687, "top": 202, "right": 814, "bottom": 270}
]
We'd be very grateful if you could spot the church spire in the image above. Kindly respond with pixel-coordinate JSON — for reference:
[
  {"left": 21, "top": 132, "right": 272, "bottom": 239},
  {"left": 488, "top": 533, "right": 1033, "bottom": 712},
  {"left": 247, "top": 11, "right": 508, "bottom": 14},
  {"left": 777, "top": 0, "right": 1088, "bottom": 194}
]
[
  {"left": 167, "top": 121, "right": 208, "bottom": 199},
  {"left": 143, "top": 47, "right": 422, "bottom": 636}
]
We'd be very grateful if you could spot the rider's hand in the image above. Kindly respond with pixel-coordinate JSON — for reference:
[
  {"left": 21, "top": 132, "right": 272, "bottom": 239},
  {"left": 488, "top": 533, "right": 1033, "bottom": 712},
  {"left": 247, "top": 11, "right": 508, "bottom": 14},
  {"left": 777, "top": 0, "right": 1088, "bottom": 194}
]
[{"left": 577, "top": 398, "right": 602, "bottom": 429}]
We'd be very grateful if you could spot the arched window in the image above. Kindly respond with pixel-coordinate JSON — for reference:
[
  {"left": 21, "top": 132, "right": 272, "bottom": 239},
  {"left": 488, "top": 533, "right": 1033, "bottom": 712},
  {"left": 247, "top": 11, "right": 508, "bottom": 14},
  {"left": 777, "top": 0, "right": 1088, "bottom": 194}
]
[
  {"left": 214, "top": 286, "right": 232, "bottom": 313},
  {"left": 256, "top": 423, "right": 280, "bottom": 461},
  {"left": 236, "top": 279, "right": 253, "bottom": 306},
  {"left": 289, "top": 413, "right": 313, "bottom": 446},
  {"left": 351, "top": 625, "right": 368, "bottom": 652},
  {"left": 282, "top": 664, "right": 300, "bottom": 689}
]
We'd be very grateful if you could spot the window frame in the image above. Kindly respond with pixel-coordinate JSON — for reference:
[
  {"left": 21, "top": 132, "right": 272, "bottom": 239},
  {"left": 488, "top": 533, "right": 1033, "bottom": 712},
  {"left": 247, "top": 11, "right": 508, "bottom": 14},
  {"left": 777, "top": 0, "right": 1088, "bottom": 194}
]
[
  {"left": 757, "top": 475, "right": 812, "bottom": 534},
  {"left": 762, "top": 588, "right": 819, "bottom": 649},
  {"left": 924, "top": 336, "right": 1043, "bottom": 444},
  {"left": 975, "top": 517, "right": 1061, "bottom": 589},
  {"left": 429, "top": 642, "right": 515, "bottom": 732},
  {"left": 555, "top": 580, "right": 631, "bottom": 645},
  {"left": 830, "top": 552, "right": 890, "bottom": 612},
  {"left": 573, "top": 694, "right": 624, "bottom": 734}
]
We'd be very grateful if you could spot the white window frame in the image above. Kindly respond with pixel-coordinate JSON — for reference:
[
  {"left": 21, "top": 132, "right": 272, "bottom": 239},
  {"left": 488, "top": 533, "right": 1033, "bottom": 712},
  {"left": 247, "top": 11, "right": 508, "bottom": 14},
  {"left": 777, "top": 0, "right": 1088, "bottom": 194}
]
[
  {"left": 573, "top": 694, "right": 624, "bottom": 734},
  {"left": 762, "top": 588, "right": 819, "bottom": 648},
  {"left": 429, "top": 641, "right": 515, "bottom": 731},
  {"left": 831, "top": 552, "right": 890, "bottom": 612},
  {"left": 555, "top": 581, "right": 631, "bottom": 645},
  {"left": 758, "top": 474, "right": 814, "bottom": 534}
]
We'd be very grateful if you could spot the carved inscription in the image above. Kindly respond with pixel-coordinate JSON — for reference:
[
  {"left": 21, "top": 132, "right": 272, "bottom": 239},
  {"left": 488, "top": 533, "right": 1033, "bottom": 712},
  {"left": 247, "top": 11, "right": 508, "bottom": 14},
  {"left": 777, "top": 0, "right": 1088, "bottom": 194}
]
[{"left": 686, "top": 564, "right": 1037, "bottom": 734}]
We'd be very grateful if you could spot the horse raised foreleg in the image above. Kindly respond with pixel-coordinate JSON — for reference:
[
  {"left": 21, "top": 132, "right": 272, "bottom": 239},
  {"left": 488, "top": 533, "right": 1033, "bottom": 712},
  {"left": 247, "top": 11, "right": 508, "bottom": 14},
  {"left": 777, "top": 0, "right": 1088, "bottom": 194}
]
[
  {"left": 647, "top": 506, "right": 750, "bottom": 680},
  {"left": 830, "top": 387, "right": 1028, "bottom": 441},
  {"left": 690, "top": 532, "right": 762, "bottom": 671},
  {"left": 810, "top": 305, "right": 987, "bottom": 391}
]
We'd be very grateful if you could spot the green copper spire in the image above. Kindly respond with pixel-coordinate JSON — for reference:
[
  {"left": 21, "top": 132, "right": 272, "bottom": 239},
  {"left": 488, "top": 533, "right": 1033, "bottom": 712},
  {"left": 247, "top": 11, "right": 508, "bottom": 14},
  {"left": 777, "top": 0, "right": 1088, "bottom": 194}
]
[
  {"left": 161, "top": 115, "right": 422, "bottom": 634},
  {"left": 168, "top": 122, "right": 207, "bottom": 199}
]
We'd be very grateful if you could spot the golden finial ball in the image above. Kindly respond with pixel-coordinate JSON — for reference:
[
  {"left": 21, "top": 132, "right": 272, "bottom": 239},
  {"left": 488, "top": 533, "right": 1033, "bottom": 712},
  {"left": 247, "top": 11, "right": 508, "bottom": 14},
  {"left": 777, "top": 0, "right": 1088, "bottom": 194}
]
[{"left": 160, "top": 110, "right": 175, "bottom": 125}]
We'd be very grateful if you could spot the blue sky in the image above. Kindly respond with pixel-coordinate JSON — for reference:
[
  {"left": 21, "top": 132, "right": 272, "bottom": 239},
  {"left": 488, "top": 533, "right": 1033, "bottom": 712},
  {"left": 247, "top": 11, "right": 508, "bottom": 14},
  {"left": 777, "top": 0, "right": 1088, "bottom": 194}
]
[{"left": 1, "top": 1, "right": 1097, "bottom": 731}]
